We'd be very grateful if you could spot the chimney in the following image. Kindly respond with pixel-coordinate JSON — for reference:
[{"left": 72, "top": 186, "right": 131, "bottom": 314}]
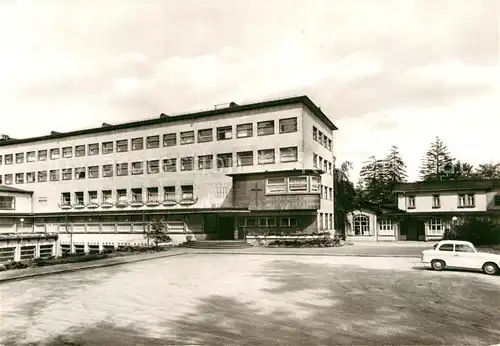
[
  {"left": 0, "top": 134, "right": 10, "bottom": 141},
  {"left": 229, "top": 102, "right": 239, "bottom": 107},
  {"left": 50, "top": 131, "right": 61, "bottom": 136},
  {"left": 102, "top": 123, "right": 112, "bottom": 127},
  {"left": 160, "top": 113, "right": 170, "bottom": 118}
]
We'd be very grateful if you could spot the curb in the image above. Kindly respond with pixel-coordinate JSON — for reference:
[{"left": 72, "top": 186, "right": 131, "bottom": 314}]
[
  {"left": 189, "top": 251, "right": 420, "bottom": 258},
  {"left": 0, "top": 251, "right": 189, "bottom": 284}
]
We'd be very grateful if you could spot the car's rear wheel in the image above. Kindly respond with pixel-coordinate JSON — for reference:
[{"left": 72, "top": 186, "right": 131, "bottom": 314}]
[
  {"left": 431, "top": 259, "right": 445, "bottom": 271},
  {"left": 482, "top": 262, "right": 499, "bottom": 275}
]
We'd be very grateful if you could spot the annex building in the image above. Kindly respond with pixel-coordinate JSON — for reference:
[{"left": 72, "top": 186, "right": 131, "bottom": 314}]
[{"left": 0, "top": 95, "right": 337, "bottom": 260}]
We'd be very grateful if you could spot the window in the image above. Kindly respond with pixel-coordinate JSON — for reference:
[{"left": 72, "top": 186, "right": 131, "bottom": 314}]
[
  {"left": 26, "top": 151, "right": 36, "bottom": 162},
  {"left": 0, "top": 196, "right": 14, "bottom": 210},
  {"left": 88, "top": 166, "right": 99, "bottom": 178},
  {"left": 163, "top": 133, "right": 176, "bottom": 147},
  {"left": 378, "top": 218, "right": 394, "bottom": 236},
  {"left": 180, "top": 131, "right": 195, "bottom": 145},
  {"left": 313, "top": 126, "right": 317, "bottom": 140},
  {"left": 258, "top": 217, "right": 276, "bottom": 227},
  {"left": 116, "top": 163, "right": 128, "bottom": 176},
  {"left": 102, "top": 141, "right": 113, "bottom": 154},
  {"left": 288, "top": 176, "right": 308, "bottom": 192},
  {"left": 117, "top": 189, "right": 128, "bottom": 203},
  {"left": 458, "top": 194, "right": 475, "bottom": 208},
  {"left": 181, "top": 185, "right": 194, "bottom": 200},
  {"left": 217, "top": 153, "right": 233, "bottom": 168},
  {"left": 75, "top": 145, "right": 85, "bottom": 157},
  {"left": 49, "top": 170, "right": 59, "bottom": 181},
  {"left": 237, "top": 151, "right": 253, "bottom": 166},
  {"left": 328, "top": 162, "right": 332, "bottom": 174},
  {"left": 131, "top": 188, "right": 143, "bottom": 202},
  {"left": 324, "top": 161, "right": 328, "bottom": 172},
  {"left": 0, "top": 155, "right": 2, "bottom": 165},
  {"left": 116, "top": 140, "right": 128, "bottom": 152},
  {"left": 15, "top": 173, "right": 24, "bottom": 184},
  {"left": 102, "top": 190, "right": 112, "bottom": 204},
  {"left": 313, "top": 154, "right": 318, "bottom": 168},
  {"left": 266, "top": 178, "right": 286, "bottom": 194},
  {"left": 319, "top": 156, "right": 323, "bottom": 168},
  {"left": 198, "top": 129, "right": 213, "bottom": 143},
  {"left": 279, "top": 117, "right": 297, "bottom": 133},
  {"left": 102, "top": 164, "right": 113, "bottom": 177},
  {"left": 37, "top": 171, "right": 47, "bottom": 182},
  {"left": 217, "top": 126, "right": 232, "bottom": 140},
  {"left": 438, "top": 243, "right": 454, "bottom": 252},
  {"left": 4, "top": 174, "right": 12, "bottom": 185},
  {"left": 147, "top": 187, "right": 159, "bottom": 202},
  {"left": 329, "top": 187, "right": 333, "bottom": 200},
  {"left": 258, "top": 149, "right": 275, "bottom": 164},
  {"left": 15, "top": 153, "right": 24, "bottom": 163},
  {"left": 132, "top": 162, "right": 144, "bottom": 175},
  {"left": 257, "top": 120, "right": 274, "bottom": 136},
  {"left": 61, "top": 192, "right": 71, "bottom": 206},
  {"left": 181, "top": 157, "right": 194, "bottom": 171},
  {"left": 407, "top": 196, "right": 416, "bottom": 209},
  {"left": 163, "top": 158, "right": 177, "bottom": 172},
  {"left": 239, "top": 217, "right": 256, "bottom": 227},
  {"left": 310, "top": 176, "right": 320, "bottom": 193},
  {"left": 88, "top": 143, "right": 99, "bottom": 155},
  {"left": 236, "top": 123, "right": 253, "bottom": 138},
  {"left": 318, "top": 131, "right": 324, "bottom": 145},
  {"left": 323, "top": 134, "right": 328, "bottom": 147},
  {"left": 455, "top": 244, "right": 475, "bottom": 253},
  {"left": 327, "top": 138, "right": 332, "bottom": 151},
  {"left": 495, "top": 195, "right": 500, "bottom": 206},
  {"left": 132, "top": 138, "right": 143, "bottom": 150},
  {"left": 74, "top": 167, "right": 85, "bottom": 179},
  {"left": 5, "top": 154, "right": 13, "bottom": 165},
  {"left": 74, "top": 192, "right": 84, "bottom": 205},
  {"left": 50, "top": 148, "right": 61, "bottom": 160},
  {"left": 62, "top": 168, "right": 72, "bottom": 180},
  {"left": 280, "top": 147, "right": 298, "bottom": 162},
  {"left": 329, "top": 214, "right": 333, "bottom": 230},
  {"left": 432, "top": 195, "right": 440, "bottom": 208},
  {"left": 198, "top": 155, "right": 213, "bottom": 170},
  {"left": 147, "top": 135, "right": 160, "bottom": 149},
  {"left": 148, "top": 160, "right": 160, "bottom": 174},
  {"left": 428, "top": 217, "right": 443, "bottom": 236},
  {"left": 353, "top": 214, "right": 370, "bottom": 236},
  {"left": 38, "top": 150, "right": 47, "bottom": 161},
  {"left": 62, "top": 147, "right": 72, "bottom": 158},
  {"left": 164, "top": 186, "right": 176, "bottom": 201},
  {"left": 280, "top": 217, "right": 298, "bottom": 227},
  {"left": 26, "top": 172, "right": 35, "bottom": 183},
  {"left": 88, "top": 191, "right": 98, "bottom": 204}
]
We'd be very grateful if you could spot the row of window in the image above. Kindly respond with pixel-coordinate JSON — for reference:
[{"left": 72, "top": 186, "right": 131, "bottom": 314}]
[
  {"left": 352, "top": 215, "right": 445, "bottom": 236},
  {"left": 238, "top": 213, "right": 333, "bottom": 230},
  {"left": 265, "top": 176, "right": 333, "bottom": 199},
  {"left": 313, "top": 153, "right": 333, "bottom": 173},
  {"left": 407, "top": 194, "right": 476, "bottom": 209},
  {"left": 60, "top": 185, "right": 195, "bottom": 206},
  {"left": 0, "top": 147, "right": 301, "bottom": 185},
  {"left": 0, "top": 118, "right": 299, "bottom": 165},
  {"left": 312, "top": 126, "right": 332, "bottom": 151}
]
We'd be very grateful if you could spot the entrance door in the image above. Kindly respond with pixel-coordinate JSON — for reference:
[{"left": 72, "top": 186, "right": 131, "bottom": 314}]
[{"left": 218, "top": 216, "right": 234, "bottom": 240}]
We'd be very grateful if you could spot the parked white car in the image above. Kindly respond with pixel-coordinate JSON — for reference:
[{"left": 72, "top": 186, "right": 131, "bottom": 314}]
[{"left": 421, "top": 240, "right": 500, "bottom": 275}]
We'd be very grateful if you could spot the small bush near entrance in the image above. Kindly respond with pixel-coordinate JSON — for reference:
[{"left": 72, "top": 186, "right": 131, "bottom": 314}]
[
  {"left": 442, "top": 217, "right": 500, "bottom": 246},
  {"left": 267, "top": 233, "right": 342, "bottom": 248}
]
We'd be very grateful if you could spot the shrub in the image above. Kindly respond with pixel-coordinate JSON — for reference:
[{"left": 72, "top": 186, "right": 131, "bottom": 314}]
[{"left": 443, "top": 217, "right": 500, "bottom": 246}]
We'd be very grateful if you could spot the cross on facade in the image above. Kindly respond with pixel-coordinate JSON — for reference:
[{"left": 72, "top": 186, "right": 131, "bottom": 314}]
[{"left": 250, "top": 182, "right": 262, "bottom": 206}]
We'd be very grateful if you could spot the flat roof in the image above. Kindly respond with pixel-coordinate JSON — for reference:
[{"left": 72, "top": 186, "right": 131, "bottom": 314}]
[
  {"left": 392, "top": 179, "right": 500, "bottom": 193},
  {"left": 0, "top": 95, "right": 338, "bottom": 148},
  {"left": 0, "top": 185, "right": 33, "bottom": 194},
  {"left": 226, "top": 168, "right": 326, "bottom": 177}
]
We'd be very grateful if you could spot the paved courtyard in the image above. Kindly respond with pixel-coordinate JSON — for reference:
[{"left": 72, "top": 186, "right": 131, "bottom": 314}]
[{"left": 1, "top": 254, "right": 499, "bottom": 345}]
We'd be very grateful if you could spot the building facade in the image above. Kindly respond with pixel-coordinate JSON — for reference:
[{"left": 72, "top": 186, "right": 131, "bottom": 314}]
[
  {"left": 346, "top": 179, "right": 500, "bottom": 243},
  {"left": 0, "top": 96, "right": 337, "bottom": 257}
]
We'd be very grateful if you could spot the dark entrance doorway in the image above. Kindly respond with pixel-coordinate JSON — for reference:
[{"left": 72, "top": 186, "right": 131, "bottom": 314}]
[
  {"left": 218, "top": 216, "right": 234, "bottom": 240},
  {"left": 403, "top": 219, "right": 425, "bottom": 241}
]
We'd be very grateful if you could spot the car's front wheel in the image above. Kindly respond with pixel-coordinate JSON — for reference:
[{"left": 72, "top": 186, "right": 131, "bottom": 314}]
[
  {"left": 431, "top": 259, "right": 445, "bottom": 271},
  {"left": 482, "top": 262, "right": 499, "bottom": 275}
]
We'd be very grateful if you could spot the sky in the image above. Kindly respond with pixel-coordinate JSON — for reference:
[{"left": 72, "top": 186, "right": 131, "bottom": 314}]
[{"left": 1, "top": 0, "right": 499, "bottom": 182}]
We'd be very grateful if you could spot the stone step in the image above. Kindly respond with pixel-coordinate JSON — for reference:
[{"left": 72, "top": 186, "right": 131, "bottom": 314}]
[{"left": 180, "top": 240, "right": 253, "bottom": 249}]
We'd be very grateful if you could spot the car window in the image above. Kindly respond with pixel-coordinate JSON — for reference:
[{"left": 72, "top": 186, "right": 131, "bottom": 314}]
[
  {"left": 433, "top": 243, "right": 438, "bottom": 250},
  {"left": 438, "top": 244, "right": 454, "bottom": 251},
  {"left": 455, "top": 244, "right": 474, "bottom": 253}
]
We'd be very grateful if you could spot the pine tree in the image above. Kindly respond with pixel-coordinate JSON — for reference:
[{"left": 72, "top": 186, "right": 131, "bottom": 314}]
[
  {"left": 384, "top": 145, "right": 408, "bottom": 184},
  {"left": 419, "top": 137, "right": 454, "bottom": 181},
  {"left": 359, "top": 156, "right": 388, "bottom": 204},
  {"left": 474, "top": 163, "right": 500, "bottom": 179},
  {"left": 333, "top": 160, "right": 359, "bottom": 236}
]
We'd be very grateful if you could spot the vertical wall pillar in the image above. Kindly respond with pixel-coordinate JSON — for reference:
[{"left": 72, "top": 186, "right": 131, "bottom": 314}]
[{"left": 233, "top": 217, "right": 238, "bottom": 240}]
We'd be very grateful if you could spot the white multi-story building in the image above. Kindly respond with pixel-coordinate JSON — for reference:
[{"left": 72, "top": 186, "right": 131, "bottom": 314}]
[{"left": 0, "top": 95, "right": 338, "bottom": 259}]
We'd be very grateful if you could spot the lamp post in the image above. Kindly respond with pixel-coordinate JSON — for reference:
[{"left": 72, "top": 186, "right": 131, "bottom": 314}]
[
  {"left": 452, "top": 216, "right": 458, "bottom": 225},
  {"left": 20, "top": 218, "right": 24, "bottom": 230}
]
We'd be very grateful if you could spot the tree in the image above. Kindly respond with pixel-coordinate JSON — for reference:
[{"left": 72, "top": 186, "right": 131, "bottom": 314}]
[
  {"left": 144, "top": 217, "right": 172, "bottom": 250},
  {"left": 384, "top": 145, "right": 407, "bottom": 184},
  {"left": 334, "top": 160, "right": 360, "bottom": 237},
  {"left": 474, "top": 163, "right": 500, "bottom": 179},
  {"left": 441, "top": 160, "right": 476, "bottom": 180},
  {"left": 359, "top": 156, "right": 390, "bottom": 204},
  {"left": 419, "top": 136, "right": 454, "bottom": 181}
]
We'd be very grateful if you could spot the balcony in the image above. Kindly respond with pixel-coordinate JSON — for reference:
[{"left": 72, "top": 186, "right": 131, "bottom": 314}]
[
  {"left": 87, "top": 200, "right": 99, "bottom": 209},
  {"left": 162, "top": 199, "right": 177, "bottom": 206},
  {"left": 116, "top": 199, "right": 129, "bottom": 207},
  {"left": 72, "top": 203, "right": 85, "bottom": 210},
  {"left": 60, "top": 202, "right": 72, "bottom": 210},
  {"left": 101, "top": 200, "right": 113, "bottom": 208},
  {"left": 146, "top": 198, "right": 160, "bottom": 207},
  {"left": 179, "top": 196, "right": 198, "bottom": 206},
  {"left": 130, "top": 198, "right": 144, "bottom": 207}
]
